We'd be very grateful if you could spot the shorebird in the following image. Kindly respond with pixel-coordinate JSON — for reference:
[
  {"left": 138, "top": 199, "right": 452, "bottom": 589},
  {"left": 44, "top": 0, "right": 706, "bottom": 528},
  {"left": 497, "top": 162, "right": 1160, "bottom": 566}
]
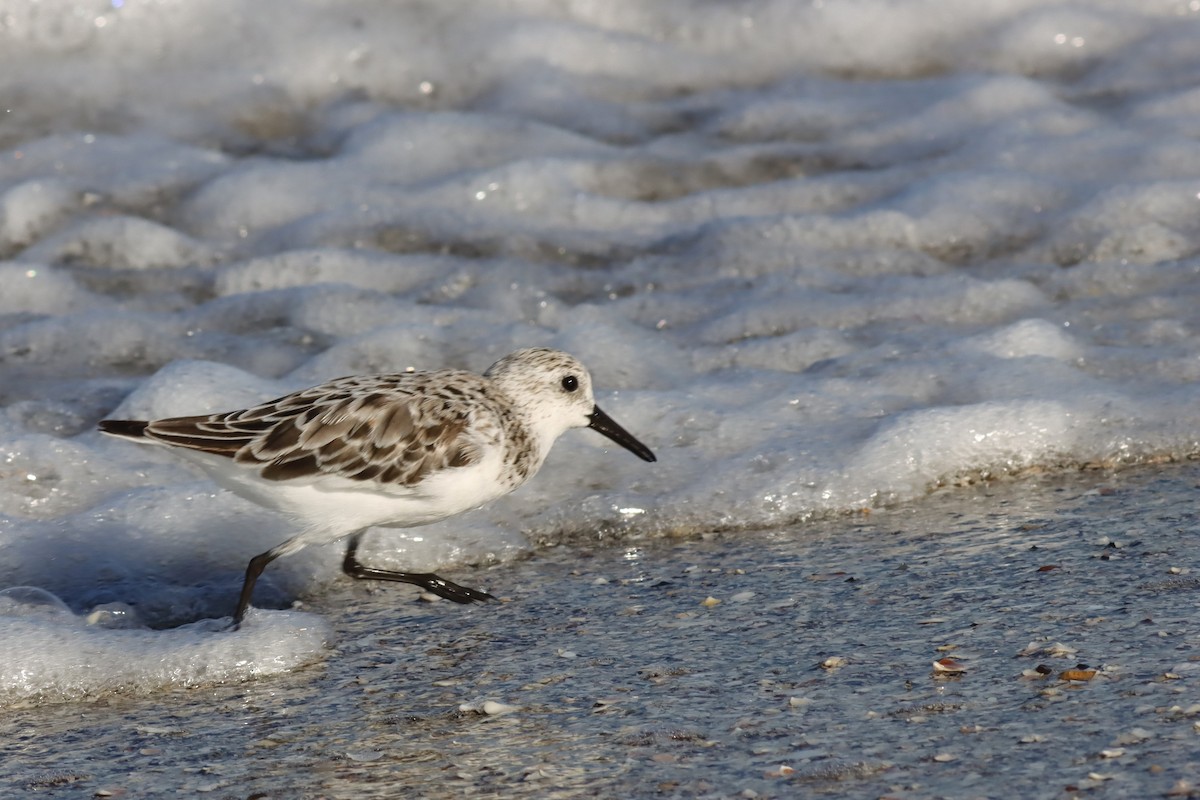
[{"left": 99, "top": 348, "right": 656, "bottom": 625}]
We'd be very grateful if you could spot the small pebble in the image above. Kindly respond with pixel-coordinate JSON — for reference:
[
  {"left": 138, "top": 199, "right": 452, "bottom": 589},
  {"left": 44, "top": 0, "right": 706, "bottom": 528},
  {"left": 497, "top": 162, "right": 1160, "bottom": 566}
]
[
  {"left": 701, "top": 596, "right": 721, "bottom": 607},
  {"left": 482, "top": 701, "right": 518, "bottom": 716},
  {"left": 1114, "top": 727, "right": 1152, "bottom": 745},
  {"left": 522, "top": 765, "right": 552, "bottom": 781}
]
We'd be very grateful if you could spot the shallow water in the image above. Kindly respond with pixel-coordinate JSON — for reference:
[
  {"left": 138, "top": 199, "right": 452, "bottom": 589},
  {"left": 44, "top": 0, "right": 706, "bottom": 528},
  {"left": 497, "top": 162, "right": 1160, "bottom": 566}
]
[{"left": 4, "top": 462, "right": 1198, "bottom": 799}]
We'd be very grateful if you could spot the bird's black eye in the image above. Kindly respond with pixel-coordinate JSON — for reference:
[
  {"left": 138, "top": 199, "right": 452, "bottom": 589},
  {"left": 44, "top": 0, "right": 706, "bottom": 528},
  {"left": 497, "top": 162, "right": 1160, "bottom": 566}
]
[{"left": 561, "top": 375, "right": 579, "bottom": 392}]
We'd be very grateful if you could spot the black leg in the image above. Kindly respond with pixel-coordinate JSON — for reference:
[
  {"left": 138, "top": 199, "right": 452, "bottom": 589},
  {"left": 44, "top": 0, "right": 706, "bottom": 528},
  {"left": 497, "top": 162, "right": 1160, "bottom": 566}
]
[
  {"left": 342, "top": 533, "right": 495, "bottom": 604},
  {"left": 234, "top": 550, "right": 278, "bottom": 628}
]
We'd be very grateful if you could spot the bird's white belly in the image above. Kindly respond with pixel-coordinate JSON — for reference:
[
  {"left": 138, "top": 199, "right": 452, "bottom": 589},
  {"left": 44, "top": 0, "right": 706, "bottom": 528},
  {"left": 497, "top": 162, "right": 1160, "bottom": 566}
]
[{"left": 184, "top": 449, "right": 515, "bottom": 544}]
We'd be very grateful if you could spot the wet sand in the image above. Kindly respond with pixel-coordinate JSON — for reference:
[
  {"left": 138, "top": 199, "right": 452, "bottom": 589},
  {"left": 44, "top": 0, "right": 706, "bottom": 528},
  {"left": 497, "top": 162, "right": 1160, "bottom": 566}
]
[{"left": 4, "top": 463, "right": 1200, "bottom": 799}]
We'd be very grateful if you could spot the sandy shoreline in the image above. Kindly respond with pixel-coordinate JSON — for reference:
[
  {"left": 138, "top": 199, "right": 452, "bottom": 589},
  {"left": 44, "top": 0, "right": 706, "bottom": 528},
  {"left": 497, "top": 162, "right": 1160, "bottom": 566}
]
[{"left": 4, "top": 462, "right": 1200, "bottom": 799}]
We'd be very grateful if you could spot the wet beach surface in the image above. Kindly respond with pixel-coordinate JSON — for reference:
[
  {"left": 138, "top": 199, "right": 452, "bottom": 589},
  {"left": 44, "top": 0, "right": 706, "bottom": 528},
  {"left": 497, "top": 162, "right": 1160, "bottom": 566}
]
[{"left": 5, "top": 462, "right": 1200, "bottom": 799}]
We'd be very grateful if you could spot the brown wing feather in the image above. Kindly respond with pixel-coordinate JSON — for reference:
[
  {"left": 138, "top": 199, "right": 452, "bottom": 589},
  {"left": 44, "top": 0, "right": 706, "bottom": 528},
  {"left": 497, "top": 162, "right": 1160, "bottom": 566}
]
[
  {"left": 142, "top": 414, "right": 271, "bottom": 455},
  {"left": 135, "top": 373, "right": 492, "bottom": 487}
]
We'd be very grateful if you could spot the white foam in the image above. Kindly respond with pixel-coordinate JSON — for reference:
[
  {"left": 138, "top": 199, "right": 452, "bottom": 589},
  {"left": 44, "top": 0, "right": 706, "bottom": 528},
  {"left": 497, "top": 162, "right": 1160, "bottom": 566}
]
[
  {"left": 0, "top": 180, "right": 79, "bottom": 250},
  {"left": 4, "top": 0, "right": 1200, "bottom": 704},
  {"left": 960, "top": 319, "right": 1083, "bottom": 361},
  {"left": 21, "top": 214, "right": 215, "bottom": 270},
  {"left": 0, "top": 586, "right": 330, "bottom": 705},
  {"left": 0, "top": 262, "right": 98, "bottom": 316}
]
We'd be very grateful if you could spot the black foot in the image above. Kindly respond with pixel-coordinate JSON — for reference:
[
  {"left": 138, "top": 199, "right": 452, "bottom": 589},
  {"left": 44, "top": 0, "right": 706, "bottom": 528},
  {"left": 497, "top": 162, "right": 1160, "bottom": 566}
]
[
  {"left": 347, "top": 564, "right": 495, "bottom": 604},
  {"left": 408, "top": 572, "right": 496, "bottom": 604},
  {"left": 342, "top": 534, "right": 495, "bottom": 604}
]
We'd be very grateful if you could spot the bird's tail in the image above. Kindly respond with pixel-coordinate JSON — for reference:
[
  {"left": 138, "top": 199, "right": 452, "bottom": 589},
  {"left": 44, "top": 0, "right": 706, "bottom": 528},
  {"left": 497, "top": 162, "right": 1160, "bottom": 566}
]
[{"left": 98, "top": 419, "right": 150, "bottom": 440}]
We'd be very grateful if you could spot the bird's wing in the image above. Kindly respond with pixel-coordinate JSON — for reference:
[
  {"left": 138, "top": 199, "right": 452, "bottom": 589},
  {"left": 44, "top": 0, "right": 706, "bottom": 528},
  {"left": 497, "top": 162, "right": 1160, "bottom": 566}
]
[{"left": 138, "top": 374, "right": 491, "bottom": 486}]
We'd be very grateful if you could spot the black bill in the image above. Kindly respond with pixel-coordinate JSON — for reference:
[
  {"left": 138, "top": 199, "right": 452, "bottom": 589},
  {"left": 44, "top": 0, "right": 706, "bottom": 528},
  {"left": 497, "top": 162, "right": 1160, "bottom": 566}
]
[{"left": 588, "top": 405, "right": 657, "bottom": 462}]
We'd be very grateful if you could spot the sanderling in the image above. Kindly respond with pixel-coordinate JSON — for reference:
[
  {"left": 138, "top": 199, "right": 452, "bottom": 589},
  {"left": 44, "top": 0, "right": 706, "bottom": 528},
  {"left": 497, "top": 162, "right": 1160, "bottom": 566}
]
[{"left": 99, "top": 347, "right": 656, "bottom": 626}]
